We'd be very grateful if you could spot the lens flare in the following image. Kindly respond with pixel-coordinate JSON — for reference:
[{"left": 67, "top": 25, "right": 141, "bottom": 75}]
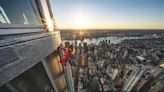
[{"left": 46, "top": 17, "right": 54, "bottom": 31}]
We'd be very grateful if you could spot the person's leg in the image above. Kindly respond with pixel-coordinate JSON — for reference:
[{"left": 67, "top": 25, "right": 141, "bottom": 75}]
[
  {"left": 68, "top": 59, "right": 73, "bottom": 66},
  {"left": 60, "top": 58, "right": 64, "bottom": 64},
  {"left": 62, "top": 58, "right": 68, "bottom": 68},
  {"left": 60, "top": 57, "right": 67, "bottom": 66},
  {"left": 62, "top": 61, "right": 67, "bottom": 69}
]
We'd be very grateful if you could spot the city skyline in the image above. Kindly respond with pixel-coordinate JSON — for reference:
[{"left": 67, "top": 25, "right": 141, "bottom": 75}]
[{"left": 51, "top": 0, "right": 164, "bottom": 29}]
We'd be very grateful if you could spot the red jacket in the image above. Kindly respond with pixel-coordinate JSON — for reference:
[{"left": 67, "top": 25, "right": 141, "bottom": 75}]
[{"left": 60, "top": 48, "right": 73, "bottom": 67}]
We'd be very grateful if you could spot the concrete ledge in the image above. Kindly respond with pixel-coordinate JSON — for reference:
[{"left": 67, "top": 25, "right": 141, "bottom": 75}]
[{"left": 0, "top": 31, "right": 61, "bottom": 86}]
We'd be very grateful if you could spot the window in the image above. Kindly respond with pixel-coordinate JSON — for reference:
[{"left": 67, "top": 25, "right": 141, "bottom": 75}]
[
  {"left": 47, "top": 50, "right": 64, "bottom": 77},
  {"left": 46, "top": 50, "right": 69, "bottom": 92},
  {"left": 55, "top": 75, "right": 67, "bottom": 92},
  {"left": 0, "top": 85, "right": 11, "bottom": 92},
  {"left": 9, "top": 63, "right": 55, "bottom": 92},
  {"left": 0, "top": 0, "right": 42, "bottom": 25},
  {"left": 64, "top": 89, "right": 69, "bottom": 92}
]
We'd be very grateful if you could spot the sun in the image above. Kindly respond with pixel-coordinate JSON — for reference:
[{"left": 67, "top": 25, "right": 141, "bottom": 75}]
[
  {"left": 76, "top": 16, "right": 86, "bottom": 29},
  {"left": 73, "top": 13, "right": 88, "bottom": 29}
]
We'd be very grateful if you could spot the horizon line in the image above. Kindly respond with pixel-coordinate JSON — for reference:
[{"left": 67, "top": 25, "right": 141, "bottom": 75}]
[{"left": 58, "top": 28, "right": 164, "bottom": 30}]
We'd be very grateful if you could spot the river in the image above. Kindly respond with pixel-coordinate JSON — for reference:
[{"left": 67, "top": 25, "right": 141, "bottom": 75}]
[{"left": 62, "top": 36, "right": 150, "bottom": 46}]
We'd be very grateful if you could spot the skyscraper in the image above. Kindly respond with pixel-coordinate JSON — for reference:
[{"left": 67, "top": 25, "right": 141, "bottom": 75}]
[
  {"left": 122, "top": 64, "right": 146, "bottom": 92},
  {"left": 0, "top": 0, "right": 74, "bottom": 92}
]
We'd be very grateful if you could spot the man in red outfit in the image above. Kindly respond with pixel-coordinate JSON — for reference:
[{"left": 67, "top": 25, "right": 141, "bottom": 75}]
[{"left": 60, "top": 45, "right": 73, "bottom": 68}]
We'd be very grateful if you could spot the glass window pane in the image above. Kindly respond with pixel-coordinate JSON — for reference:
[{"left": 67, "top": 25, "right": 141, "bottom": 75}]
[
  {"left": 0, "top": 0, "right": 42, "bottom": 25},
  {"left": 64, "top": 89, "right": 69, "bottom": 92},
  {"left": 47, "top": 51, "right": 63, "bottom": 77},
  {"left": 55, "top": 75, "right": 67, "bottom": 91},
  {"left": 0, "top": 85, "right": 11, "bottom": 92},
  {"left": 9, "top": 62, "right": 55, "bottom": 92}
]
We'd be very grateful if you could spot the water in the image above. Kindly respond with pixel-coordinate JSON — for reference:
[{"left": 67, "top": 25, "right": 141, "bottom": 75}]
[{"left": 63, "top": 36, "right": 149, "bottom": 46}]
